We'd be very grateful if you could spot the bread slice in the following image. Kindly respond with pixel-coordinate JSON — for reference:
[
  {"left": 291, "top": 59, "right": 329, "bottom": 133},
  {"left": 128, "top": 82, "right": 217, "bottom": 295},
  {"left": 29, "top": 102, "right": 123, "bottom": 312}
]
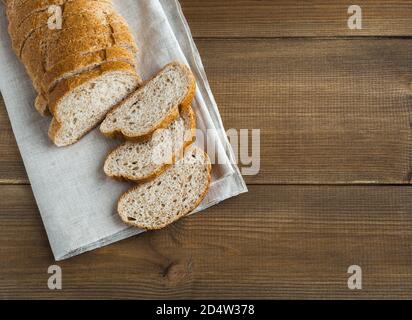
[
  {"left": 104, "top": 106, "right": 196, "bottom": 183},
  {"left": 100, "top": 62, "right": 196, "bottom": 141},
  {"left": 118, "top": 146, "right": 211, "bottom": 230},
  {"left": 48, "top": 61, "right": 141, "bottom": 147}
]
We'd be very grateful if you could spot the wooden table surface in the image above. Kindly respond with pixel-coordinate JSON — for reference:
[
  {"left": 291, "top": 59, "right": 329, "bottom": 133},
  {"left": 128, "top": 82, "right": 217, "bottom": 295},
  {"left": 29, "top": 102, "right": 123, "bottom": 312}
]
[{"left": 1, "top": 0, "right": 412, "bottom": 299}]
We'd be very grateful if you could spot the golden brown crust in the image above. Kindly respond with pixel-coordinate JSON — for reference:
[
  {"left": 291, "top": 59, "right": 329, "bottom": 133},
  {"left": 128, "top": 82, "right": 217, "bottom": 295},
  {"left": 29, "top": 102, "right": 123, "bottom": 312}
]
[
  {"left": 42, "top": 46, "right": 136, "bottom": 93},
  {"left": 180, "top": 73, "right": 197, "bottom": 110},
  {"left": 34, "top": 94, "right": 50, "bottom": 116},
  {"left": 104, "top": 106, "right": 197, "bottom": 183},
  {"left": 7, "top": 0, "right": 112, "bottom": 29},
  {"left": 44, "top": 31, "right": 136, "bottom": 73},
  {"left": 7, "top": 0, "right": 63, "bottom": 27},
  {"left": 48, "top": 61, "right": 140, "bottom": 120},
  {"left": 100, "top": 62, "right": 197, "bottom": 141},
  {"left": 46, "top": 15, "right": 132, "bottom": 50},
  {"left": 25, "top": 12, "right": 136, "bottom": 72},
  {"left": 19, "top": 27, "right": 48, "bottom": 93},
  {"left": 117, "top": 147, "right": 212, "bottom": 231},
  {"left": 8, "top": 1, "right": 115, "bottom": 56}
]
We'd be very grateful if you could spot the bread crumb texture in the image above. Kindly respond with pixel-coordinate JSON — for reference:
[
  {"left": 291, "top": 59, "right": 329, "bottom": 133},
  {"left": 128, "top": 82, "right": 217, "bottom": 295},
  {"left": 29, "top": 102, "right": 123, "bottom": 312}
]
[{"left": 118, "top": 146, "right": 212, "bottom": 230}]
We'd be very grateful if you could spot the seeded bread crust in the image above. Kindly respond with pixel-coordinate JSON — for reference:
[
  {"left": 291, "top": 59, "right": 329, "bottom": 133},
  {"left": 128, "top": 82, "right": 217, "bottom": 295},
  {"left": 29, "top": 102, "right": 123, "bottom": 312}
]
[
  {"left": 100, "top": 62, "right": 196, "bottom": 141},
  {"left": 8, "top": 0, "right": 112, "bottom": 28},
  {"left": 117, "top": 146, "right": 212, "bottom": 230},
  {"left": 46, "top": 14, "right": 133, "bottom": 50},
  {"left": 21, "top": 12, "right": 136, "bottom": 75},
  {"left": 34, "top": 94, "right": 49, "bottom": 116},
  {"left": 43, "top": 47, "right": 136, "bottom": 93},
  {"left": 104, "top": 106, "right": 197, "bottom": 183},
  {"left": 12, "top": 0, "right": 134, "bottom": 81},
  {"left": 47, "top": 32, "right": 136, "bottom": 72},
  {"left": 9, "top": 1, "right": 115, "bottom": 56}
]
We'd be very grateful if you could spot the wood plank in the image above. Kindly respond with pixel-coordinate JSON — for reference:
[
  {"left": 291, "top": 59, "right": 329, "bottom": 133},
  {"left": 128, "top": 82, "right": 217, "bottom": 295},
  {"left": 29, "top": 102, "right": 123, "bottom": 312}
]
[
  {"left": 196, "top": 38, "right": 412, "bottom": 184},
  {"left": 180, "top": 0, "right": 412, "bottom": 37},
  {"left": 0, "top": 97, "right": 27, "bottom": 184},
  {"left": 1, "top": 184, "right": 412, "bottom": 299},
  {"left": 1, "top": 38, "right": 412, "bottom": 184}
]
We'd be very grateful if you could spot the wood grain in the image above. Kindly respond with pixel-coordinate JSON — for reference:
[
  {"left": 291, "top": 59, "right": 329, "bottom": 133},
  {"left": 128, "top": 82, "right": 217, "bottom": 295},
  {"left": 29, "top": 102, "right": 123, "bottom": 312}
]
[
  {"left": 2, "top": 38, "right": 412, "bottom": 184},
  {"left": 1, "top": 0, "right": 412, "bottom": 300},
  {"left": 1, "top": 184, "right": 412, "bottom": 299},
  {"left": 180, "top": 0, "right": 412, "bottom": 37},
  {"left": 197, "top": 38, "right": 412, "bottom": 184},
  {"left": 0, "top": 97, "right": 26, "bottom": 184}
]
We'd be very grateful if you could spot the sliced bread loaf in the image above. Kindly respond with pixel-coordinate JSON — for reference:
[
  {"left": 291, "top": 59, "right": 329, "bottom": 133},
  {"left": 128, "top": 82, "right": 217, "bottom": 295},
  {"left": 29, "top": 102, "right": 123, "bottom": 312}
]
[
  {"left": 48, "top": 61, "right": 141, "bottom": 147},
  {"left": 118, "top": 146, "right": 211, "bottom": 230},
  {"left": 104, "top": 106, "right": 196, "bottom": 183},
  {"left": 18, "top": 27, "right": 115, "bottom": 116},
  {"left": 34, "top": 47, "right": 136, "bottom": 116},
  {"left": 19, "top": 13, "right": 137, "bottom": 116},
  {"left": 100, "top": 62, "right": 196, "bottom": 141},
  {"left": 17, "top": 1, "right": 134, "bottom": 74},
  {"left": 6, "top": 0, "right": 142, "bottom": 146}
]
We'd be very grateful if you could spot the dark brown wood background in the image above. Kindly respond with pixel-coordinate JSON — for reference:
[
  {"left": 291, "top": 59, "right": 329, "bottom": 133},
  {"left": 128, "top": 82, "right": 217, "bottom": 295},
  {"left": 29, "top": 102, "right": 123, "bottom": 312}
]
[{"left": 1, "top": 0, "right": 412, "bottom": 299}]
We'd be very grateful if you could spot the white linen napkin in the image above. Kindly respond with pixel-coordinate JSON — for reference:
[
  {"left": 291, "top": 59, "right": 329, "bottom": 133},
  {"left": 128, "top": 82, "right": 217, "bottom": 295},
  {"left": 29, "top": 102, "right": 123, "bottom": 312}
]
[{"left": 0, "top": 0, "right": 247, "bottom": 260}]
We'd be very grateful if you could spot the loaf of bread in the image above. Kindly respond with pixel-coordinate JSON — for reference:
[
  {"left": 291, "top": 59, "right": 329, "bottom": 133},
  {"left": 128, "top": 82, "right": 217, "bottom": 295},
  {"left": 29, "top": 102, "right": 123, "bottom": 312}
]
[
  {"left": 104, "top": 106, "right": 197, "bottom": 183},
  {"left": 118, "top": 146, "right": 212, "bottom": 230},
  {"left": 5, "top": 0, "right": 141, "bottom": 146},
  {"left": 100, "top": 61, "right": 196, "bottom": 141}
]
